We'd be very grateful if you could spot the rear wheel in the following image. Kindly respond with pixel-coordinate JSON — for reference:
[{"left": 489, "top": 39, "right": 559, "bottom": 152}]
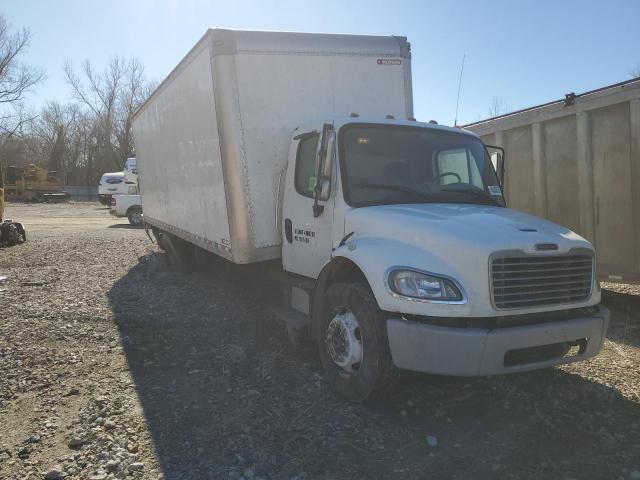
[
  {"left": 155, "top": 230, "right": 196, "bottom": 272},
  {"left": 317, "top": 282, "right": 396, "bottom": 402},
  {"left": 127, "top": 207, "right": 143, "bottom": 226}
]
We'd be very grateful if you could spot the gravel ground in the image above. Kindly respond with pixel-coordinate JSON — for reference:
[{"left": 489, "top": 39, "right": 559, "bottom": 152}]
[{"left": 1, "top": 202, "right": 639, "bottom": 480}]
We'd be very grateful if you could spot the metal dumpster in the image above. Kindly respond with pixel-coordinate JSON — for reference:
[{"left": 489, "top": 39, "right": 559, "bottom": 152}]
[{"left": 465, "top": 78, "right": 640, "bottom": 283}]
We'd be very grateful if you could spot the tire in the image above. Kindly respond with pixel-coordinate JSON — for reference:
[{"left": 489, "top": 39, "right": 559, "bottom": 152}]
[
  {"left": 317, "top": 282, "right": 397, "bottom": 402},
  {"left": 127, "top": 207, "right": 143, "bottom": 226},
  {"left": 156, "top": 231, "right": 195, "bottom": 272}
]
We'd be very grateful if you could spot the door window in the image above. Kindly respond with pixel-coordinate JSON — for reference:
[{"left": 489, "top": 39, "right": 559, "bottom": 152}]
[
  {"left": 295, "top": 134, "right": 319, "bottom": 198},
  {"left": 437, "top": 148, "right": 482, "bottom": 186}
]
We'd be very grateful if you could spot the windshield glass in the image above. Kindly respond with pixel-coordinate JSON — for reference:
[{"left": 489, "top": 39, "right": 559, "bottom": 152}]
[{"left": 339, "top": 124, "right": 504, "bottom": 207}]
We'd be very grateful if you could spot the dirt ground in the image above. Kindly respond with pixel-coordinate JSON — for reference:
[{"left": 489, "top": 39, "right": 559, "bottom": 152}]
[{"left": 1, "top": 202, "right": 639, "bottom": 480}]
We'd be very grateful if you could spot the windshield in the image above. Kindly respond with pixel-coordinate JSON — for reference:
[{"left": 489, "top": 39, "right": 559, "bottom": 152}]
[{"left": 339, "top": 124, "right": 505, "bottom": 207}]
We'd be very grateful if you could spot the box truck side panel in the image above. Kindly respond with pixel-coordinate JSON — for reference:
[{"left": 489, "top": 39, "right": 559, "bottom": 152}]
[
  {"left": 232, "top": 50, "right": 410, "bottom": 252},
  {"left": 134, "top": 44, "right": 232, "bottom": 258},
  {"left": 134, "top": 29, "right": 412, "bottom": 264}
]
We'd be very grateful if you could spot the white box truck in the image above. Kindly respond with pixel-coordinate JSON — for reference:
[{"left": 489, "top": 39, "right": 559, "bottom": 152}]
[
  {"left": 123, "top": 157, "right": 138, "bottom": 185},
  {"left": 133, "top": 29, "right": 609, "bottom": 401}
]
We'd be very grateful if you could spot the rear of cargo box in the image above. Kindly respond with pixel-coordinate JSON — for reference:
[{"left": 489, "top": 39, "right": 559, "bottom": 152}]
[{"left": 133, "top": 28, "right": 412, "bottom": 264}]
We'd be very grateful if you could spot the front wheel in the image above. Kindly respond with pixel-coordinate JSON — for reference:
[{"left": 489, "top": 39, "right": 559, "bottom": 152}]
[{"left": 317, "top": 282, "right": 396, "bottom": 402}]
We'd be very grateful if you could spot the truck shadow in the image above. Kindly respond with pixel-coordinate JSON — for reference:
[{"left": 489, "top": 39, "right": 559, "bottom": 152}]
[
  {"left": 107, "top": 224, "right": 143, "bottom": 229},
  {"left": 601, "top": 290, "right": 640, "bottom": 350},
  {"left": 107, "top": 253, "right": 640, "bottom": 480}
]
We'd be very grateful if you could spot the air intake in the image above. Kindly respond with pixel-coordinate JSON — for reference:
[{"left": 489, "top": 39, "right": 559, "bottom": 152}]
[{"left": 490, "top": 250, "right": 593, "bottom": 309}]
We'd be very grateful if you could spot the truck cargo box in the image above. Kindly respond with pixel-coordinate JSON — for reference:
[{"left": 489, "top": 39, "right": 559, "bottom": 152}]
[{"left": 133, "top": 28, "right": 413, "bottom": 263}]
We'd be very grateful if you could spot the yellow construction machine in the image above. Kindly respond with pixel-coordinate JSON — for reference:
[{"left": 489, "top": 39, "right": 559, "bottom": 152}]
[{"left": 3, "top": 164, "right": 70, "bottom": 203}]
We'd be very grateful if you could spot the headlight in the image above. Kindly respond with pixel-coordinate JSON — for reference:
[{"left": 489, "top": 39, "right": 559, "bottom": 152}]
[{"left": 388, "top": 269, "right": 463, "bottom": 301}]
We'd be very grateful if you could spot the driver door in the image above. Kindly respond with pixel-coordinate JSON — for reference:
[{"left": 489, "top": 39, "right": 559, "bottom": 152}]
[{"left": 282, "top": 129, "right": 335, "bottom": 279}]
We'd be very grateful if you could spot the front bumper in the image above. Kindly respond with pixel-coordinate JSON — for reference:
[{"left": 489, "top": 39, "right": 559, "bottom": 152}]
[{"left": 386, "top": 305, "right": 610, "bottom": 376}]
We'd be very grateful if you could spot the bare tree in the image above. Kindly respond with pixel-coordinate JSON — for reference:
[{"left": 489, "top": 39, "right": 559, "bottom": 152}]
[
  {"left": 0, "top": 103, "right": 36, "bottom": 137},
  {"left": 0, "top": 15, "right": 44, "bottom": 106},
  {"left": 487, "top": 96, "right": 509, "bottom": 118},
  {"left": 630, "top": 63, "right": 640, "bottom": 78},
  {"left": 64, "top": 56, "right": 154, "bottom": 173},
  {"left": 30, "top": 101, "right": 81, "bottom": 179},
  {"left": 0, "top": 14, "right": 43, "bottom": 160},
  {"left": 114, "top": 58, "right": 157, "bottom": 162},
  {"left": 0, "top": 47, "right": 154, "bottom": 185}
]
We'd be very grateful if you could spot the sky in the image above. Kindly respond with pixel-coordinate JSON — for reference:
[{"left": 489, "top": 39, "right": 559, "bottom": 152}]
[{"left": 3, "top": 0, "right": 640, "bottom": 126}]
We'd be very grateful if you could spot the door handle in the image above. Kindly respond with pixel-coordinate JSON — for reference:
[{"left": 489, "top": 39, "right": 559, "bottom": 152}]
[{"left": 285, "top": 218, "right": 293, "bottom": 244}]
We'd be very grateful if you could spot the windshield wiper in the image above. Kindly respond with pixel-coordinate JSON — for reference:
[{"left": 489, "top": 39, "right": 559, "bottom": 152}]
[
  {"left": 352, "top": 183, "right": 433, "bottom": 202},
  {"left": 441, "top": 186, "right": 503, "bottom": 206}
]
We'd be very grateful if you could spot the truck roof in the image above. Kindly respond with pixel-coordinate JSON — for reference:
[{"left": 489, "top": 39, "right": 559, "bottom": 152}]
[
  {"left": 324, "top": 117, "right": 481, "bottom": 139},
  {"left": 134, "top": 28, "right": 411, "bottom": 120}
]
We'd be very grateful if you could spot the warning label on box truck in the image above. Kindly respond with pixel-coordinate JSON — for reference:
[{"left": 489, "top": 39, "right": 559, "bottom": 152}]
[{"left": 377, "top": 59, "right": 402, "bottom": 65}]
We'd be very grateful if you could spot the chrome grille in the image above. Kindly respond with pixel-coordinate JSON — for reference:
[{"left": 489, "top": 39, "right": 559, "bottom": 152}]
[{"left": 491, "top": 252, "right": 593, "bottom": 309}]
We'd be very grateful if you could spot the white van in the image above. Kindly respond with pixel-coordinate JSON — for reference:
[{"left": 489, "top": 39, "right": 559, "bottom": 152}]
[{"left": 98, "top": 172, "right": 134, "bottom": 205}]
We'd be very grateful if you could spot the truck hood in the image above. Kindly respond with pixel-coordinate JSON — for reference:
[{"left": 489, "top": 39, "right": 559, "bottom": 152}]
[
  {"left": 340, "top": 203, "right": 597, "bottom": 317},
  {"left": 344, "top": 203, "right": 591, "bottom": 256}
]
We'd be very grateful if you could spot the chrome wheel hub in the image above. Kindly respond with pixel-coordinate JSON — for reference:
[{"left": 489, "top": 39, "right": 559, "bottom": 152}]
[{"left": 326, "top": 309, "right": 363, "bottom": 373}]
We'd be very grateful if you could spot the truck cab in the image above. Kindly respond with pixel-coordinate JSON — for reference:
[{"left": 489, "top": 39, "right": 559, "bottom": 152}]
[
  {"left": 281, "top": 117, "right": 609, "bottom": 401},
  {"left": 123, "top": 157, "right": 138, "bottom": 184}
]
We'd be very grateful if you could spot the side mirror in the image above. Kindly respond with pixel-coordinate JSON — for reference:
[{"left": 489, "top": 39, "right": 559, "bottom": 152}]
[
  {"left": 316, "top": 178, "right": 331, "bottom": 201},
  {"left": 321, "top": 130, "right": 336, "bottom": 180},
  {"left": 489, "top": 149, "right": 505, "bottom": 186},
  {"left": 312, "top": 124, "right": 335, "bottom": 216},
  {"left": 317, "top": 130, "right": 335, "bottom": 201}
]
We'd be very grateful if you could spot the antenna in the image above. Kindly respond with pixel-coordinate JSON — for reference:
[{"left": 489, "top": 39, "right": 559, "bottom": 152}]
[{"left": 454, "top": 54, "right": 466, "bottom": 126}]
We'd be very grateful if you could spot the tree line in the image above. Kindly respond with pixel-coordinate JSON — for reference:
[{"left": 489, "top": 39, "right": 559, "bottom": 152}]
[{"left": 0, "top": 15, "right": 155, "bottom": 186}]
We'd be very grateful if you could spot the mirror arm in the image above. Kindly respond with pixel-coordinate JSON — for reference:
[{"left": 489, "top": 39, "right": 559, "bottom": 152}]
[
  {"left": 312, "top": 145, "right": 327, "bottom": 218},
  {"left": 312, "top": 123, "right": 333, "bottom": 217},
  {"left": 312, "top": 203, "right": 324, "bottom": 218}
]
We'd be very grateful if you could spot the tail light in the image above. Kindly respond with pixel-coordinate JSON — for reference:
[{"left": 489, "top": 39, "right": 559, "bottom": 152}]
[{"left": 110, "top": 197, "right": 116, "bottom": 207}]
